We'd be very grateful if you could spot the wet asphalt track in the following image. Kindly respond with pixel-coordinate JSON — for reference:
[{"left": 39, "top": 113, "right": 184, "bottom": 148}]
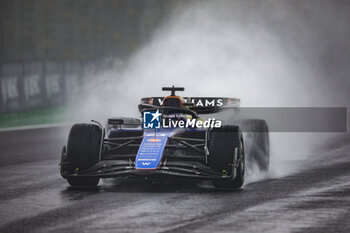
[{"left": 0, "top": 126, "right": 350, "bottom": 233}]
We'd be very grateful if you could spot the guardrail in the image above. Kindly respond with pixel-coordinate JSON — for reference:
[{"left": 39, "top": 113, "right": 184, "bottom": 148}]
[{"left": 0, "top": 60, "right": 112, "bottom": 114}]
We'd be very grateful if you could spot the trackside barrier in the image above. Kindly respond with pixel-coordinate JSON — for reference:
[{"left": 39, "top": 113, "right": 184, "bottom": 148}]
[{"left": 0, "top": 61, "right": 105, "bottom": 114}]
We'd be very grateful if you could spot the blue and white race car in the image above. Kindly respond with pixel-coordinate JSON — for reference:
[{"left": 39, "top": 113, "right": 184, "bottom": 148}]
[{"left": 60, "top": 86, "right": 269, "bottom": 189}]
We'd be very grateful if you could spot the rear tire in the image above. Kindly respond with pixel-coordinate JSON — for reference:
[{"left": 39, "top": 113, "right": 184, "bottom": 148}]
[
  {"left": 208, "top": 125, "right": 245, "bottom": 189},
  {"left": 66, "top": 123, "right": 102, "bottom": 187}
]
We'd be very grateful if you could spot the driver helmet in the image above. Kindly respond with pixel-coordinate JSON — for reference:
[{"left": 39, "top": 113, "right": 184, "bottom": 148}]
[{"left": 162, "top": 95, "right": 185, "bottom": 108}]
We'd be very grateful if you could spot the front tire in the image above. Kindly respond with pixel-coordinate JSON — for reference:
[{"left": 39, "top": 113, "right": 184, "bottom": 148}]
[
  {"left": 208, "top": 125, "right": 245, "bottom": 189},
  {"left": 66, "top": 123, "right": 102, "bottom": 187}
]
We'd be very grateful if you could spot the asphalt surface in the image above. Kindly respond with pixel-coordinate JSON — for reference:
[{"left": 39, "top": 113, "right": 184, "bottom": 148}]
[{"left": 0, "top": 126, "right": 349, "bottom": 233}]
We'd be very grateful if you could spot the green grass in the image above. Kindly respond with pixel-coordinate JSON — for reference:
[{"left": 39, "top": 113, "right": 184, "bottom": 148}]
[{"left": 0, "top": 107, "right": 67, "bottom": 128}]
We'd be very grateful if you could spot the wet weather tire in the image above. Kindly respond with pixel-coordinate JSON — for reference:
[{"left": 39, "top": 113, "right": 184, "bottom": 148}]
[
  {"left": 66, "top": 123, "right": 102, "bottom": 187},
  {"left": 208, "top": 125, "right": 245, "bottom": 189}
]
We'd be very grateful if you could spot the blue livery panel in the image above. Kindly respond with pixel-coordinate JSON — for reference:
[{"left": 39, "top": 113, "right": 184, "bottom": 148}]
[{"left": 135, "top": 131, "right": 172, "bottom": 169}]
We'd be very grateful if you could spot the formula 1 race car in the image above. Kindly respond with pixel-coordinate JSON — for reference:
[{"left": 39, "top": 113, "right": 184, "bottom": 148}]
[{"left": 60, "top": 86, "right": 269, "bottom": 189}]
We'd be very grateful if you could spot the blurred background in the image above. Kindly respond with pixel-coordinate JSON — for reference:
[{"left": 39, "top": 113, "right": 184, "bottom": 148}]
[
  {"left": 0, "top": 0, "right": 349, "bottom": 131},
  {"left": 0, "top": 0, "right": 175, "bottom": 127},
  {"left": 1, "top": 2, "right": 350, "bottom": 231}
]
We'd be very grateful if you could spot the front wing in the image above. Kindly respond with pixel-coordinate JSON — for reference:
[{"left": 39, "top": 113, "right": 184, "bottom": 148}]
[{"left": 61, "top": 160, "right": 232, "bottom": 180}]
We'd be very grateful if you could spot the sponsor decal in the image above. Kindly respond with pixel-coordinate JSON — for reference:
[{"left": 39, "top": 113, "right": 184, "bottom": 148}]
[
  {"left": 24, "top": 75, "right": 41, "bottom": 99},
  {"left": 155, "top": 98, "right": 224, "bottom": 107},
  {"left": 1, "top": 77, "right": 19, "bottom": 101},
  {"left": 46, "top": 74, "right": 61, "bottom": 96},
  {"left": 135, "top": 133, "right": 170, "bottom": 169},
  {"left": 147, "top": 138, "right": 161, "bottom": 142}
]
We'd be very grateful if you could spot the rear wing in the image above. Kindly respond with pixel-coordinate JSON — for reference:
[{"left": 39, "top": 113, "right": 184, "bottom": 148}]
[{"left": 140, "top": 97, "right": 240, "bottom": 114}]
